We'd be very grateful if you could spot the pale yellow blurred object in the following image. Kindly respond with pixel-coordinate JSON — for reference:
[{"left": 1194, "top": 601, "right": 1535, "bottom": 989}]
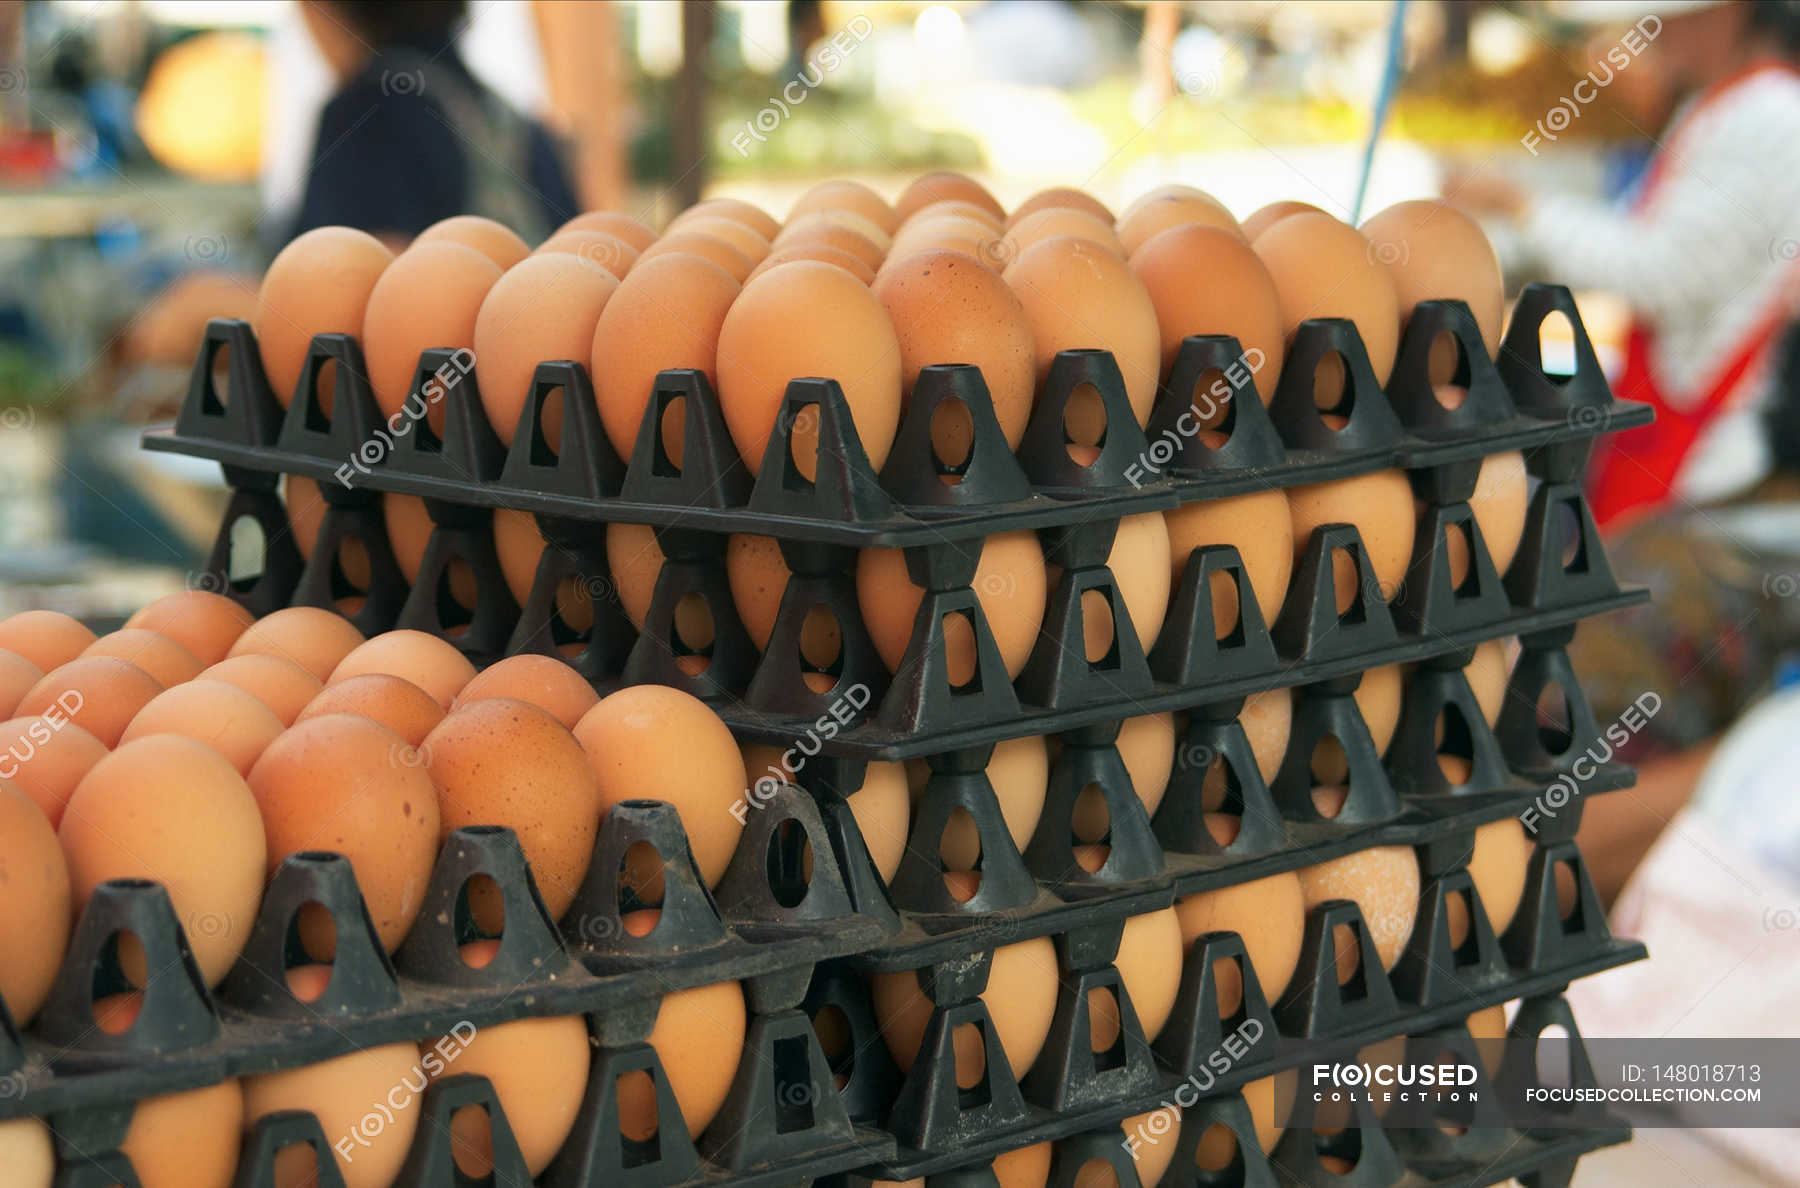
[{"left": 136, "top": 32, "right": 266, "bottom": 181}]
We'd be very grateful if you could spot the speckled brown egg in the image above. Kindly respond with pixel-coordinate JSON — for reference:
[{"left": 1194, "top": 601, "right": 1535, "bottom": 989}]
[
  {"left": 124, "top": 591, "right": 254, "bottom": 667},
  {"left": 1131, "top": 224, "right": 1286, "bottom": 400},
  {"left": 873, "top": 250, "right": 1037, "bottom": 450},
  {"left": 1297, "top": 845, "right": 1420, "bottom": 972},
  {"left": 0, "top": 781, "right": 69, "bottom": 1023},
  {"left": 453, "top": 654, "right": 598, "bottom": 729},
  {"left": 253, "top": 226, "right": 393, "bottom": 406},
  {"left": 1253, "top": 212, "right": 1400, "bottom": 385},
  {"left": 122, "top": 680, "right": 284, "bottom": 775},
  {"left": 0, "top": 610, "right": 96, "bottom": 671},
  {"left": 473, "top": 252, "right": 618, "bottom": 448},
  {"left": 361, "top": 241, "right": 501, "bottom": 435},
  {"left": 18, "top": 657, "right": 163, "bottom": 747},
  {"left": 298, "top": 672, "right": 445, "bottom": 746},
  {"left": 198, "top": 653, "right": 322, "bottom": 726},
  {"left": 328, "top": 629, "right": 476, "bottom": 708},
  {"left": 228, "top": 606, "right": 366, "bottom": 682},
  {"left": 83, "top": 629, "right": 203, "bottom": 687},
  {"left": 416, "top": 214, "right": 531, "bottom": 268}
]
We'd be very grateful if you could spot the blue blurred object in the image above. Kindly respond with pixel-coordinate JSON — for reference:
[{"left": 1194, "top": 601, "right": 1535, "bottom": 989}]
[{"left": 1351, "top": 0, "right": 1409, "bottom": 222}]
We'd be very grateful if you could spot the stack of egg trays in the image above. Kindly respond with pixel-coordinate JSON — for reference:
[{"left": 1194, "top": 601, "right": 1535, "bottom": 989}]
[
  {"left": 817, "top": 990, "right": 1629, "bottom": 1188},
  {"left": 7, "top": 790, "right": 903, "bottom": 1186},
  {"left": 138, "top": 282, "right": 1650, "bottom": 1180}
]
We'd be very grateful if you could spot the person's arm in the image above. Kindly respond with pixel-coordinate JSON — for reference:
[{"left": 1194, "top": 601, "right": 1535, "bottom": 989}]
[{"left": 1577, "top": 739, "right": 1717, "bottom": 905}]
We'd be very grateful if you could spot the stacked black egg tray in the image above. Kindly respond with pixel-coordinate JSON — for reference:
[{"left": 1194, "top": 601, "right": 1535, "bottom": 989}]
[{"left": 121, "top": 281, "right": 1649, "bottom": 1186}]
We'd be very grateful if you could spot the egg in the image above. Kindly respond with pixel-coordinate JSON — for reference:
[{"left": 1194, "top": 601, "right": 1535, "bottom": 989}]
[
  {"left": 329, "top": 629, "right": 476, "bottom": 710},
  {"left": 992, "top": 1142, "right": 1053, "bottom": 1187},
  {"left": 1359, "top": 199, "right": 1505, "bottom": 356},
  {"left": 244, "top": 1044, "right": 424, "bottom": 1188},
  {"left": 1470, "top": 451, "right": 1529, "bottom": 576},
  {"left": 492, "top": 507, "right": 547, "bottom": 604},
  {"left": 364, "top": 243, "right": 502, "bottom": 439},
  {"left": 121, "top": 680, "right": 284, "bottom": 776},
  {"left": 1468, "top": 818, "right": 1534, "bottom": 935},
  {"left": 561, "top": 210, "right": 661, "bottom": 252},
  {"left": 1235, "top": 687, "right": 1292, "bottom": 786},
  {"left": 1468, "top": 1003, "right": 1509, "bottom": 1076},
  {"left": 0, "top": 610, "right": 96, "bottom": 671},
  {"left": 1051, "top": 511, "right": 1171, "bottom": 651},
  {"left": 1287, "top": 470, "right": 1416, "bottom": 611},
  {"left": 124, "top": 591, "right": 255, "bottom": 667},
  {"left": 248, "top": 714, "right": 439, "bottom": 949},
  {"left": 1113, "top": 712, "right": 1176, "bottom": 816},
  {"left": 282, "top": 473, "right": 331, "bottom": 567},
  {"left": 888, "top": 213, "right": 1005, "bottom": 268},
  {"left": 416, "top": 214, "right": 531, "bottom": 268},
  {"left": 83, "top": 628, "right": 203, "bottom": 687},
  {"left": 427, "top": 699, "right": 600, "bottom": 919},
  {"left": 634, "top": 981, "right": 746, "bottom": 1139},
  {"left": 857, "top": 531, "right": 1047, "bottom": 680},
  {"left": 774, "top": 213, "right": 889, "bottom": 272},
  {"left": 0, "top": 782, "right": 69, "bottom": 1023},
  {"left": 454, "top": 654, "right": 598, "bottom": 730},
  {"left": 905, "top": 200, "right": 1006, "bottom": 234},
  {"left": 1163, "top": 490, "right": 1293, "bottom": 636},
  {"left": 1253, "top": 212, "right": 1401, "bottom": 385},
  {"left": 425, "top": 1015, "right": 588, "bottom": 1175},
  {"left": 789, "top": 179, "right": 899, "bottom": 236},
  {"left": 1118, "top": 1108, "right": 1179, "bottom": 1187},
  {"left": 1005, "top": 208, "right": 1126, "bottom": 260},
  {"left": 229, "top": 606, "right": 366, "bottom": 682},
  {"left": 873, "top": 936, "right": 1059, "bottom": 1079},
  {"left": 1092, "top": 907, "right": 1183, "bottom": 1042},
  {"left": 1008, "top": 187, "right": 1114, "bottom": 228},
  {"left": 536, "top": 229, "right": 642, "bottom": 276},
  {"left": 0, "top": 1118, "right": 53, "bottom": 1188},
  {"left": 1308, "top": 663, "right": 1402, "bottom": 786},
  {"left": 1241, "top": 200, "right": 1327, "bottom": 242},
  {"left": 895, "top": 172, "right": 1005, "bottom": 225},
  {"left": 62, "top": 735, "right": 265, "bottom": 984},
  {"left": 1297, "top": 845, "right": 1420, "bottom": 973},
  {"left": 743, "top": 745, "right": 909, "bottom": 884},
  {"left": 913, "top": 734, "right": 1049, "bottom": 869},
  {"left": 1116, "top": 191, "right": 1241, "bottom": 257},
  {"left": 0, "top": 651, "right": 40, "bottom": 717},
  {"left": 253, "top": 227, "right": 394, "bottom": 405},
  {"left": 1174, "top": 870, "right": 1305, "bottom": 1000},
  {"left": 198, "top": 653, "right": 322, "bottom": 725},
  {"left": 1464, "top": 640, "right": 1510, "bottom": 728},
  {"left": 590, "top": 251, "right": 740, "bottom": 461},
  {"left": 575, "top": 686, "right": 746, "bottom": 887},
  {"left": 0, "top": 715, "right": 106, "bottom": 827},
  {"left": 18, "top": 657, "right": 162, "bottom": 747},
  {"left": 682, "top": 216, "right": 773, "bottom": 266},
  {"left": 119, "top": 1079, "right": 243, "bottom": 1188},
  {"left": 1006, "top": 236, "right": 1162, "bottom": 442},
  {"left": 873, "top": 250, "right": 1037, "bottom": 454},
  {"left": 747, "top": 241, "right": 876, "bottom": 285},
  {"left": 473, "top": 252, "right": 618, "bottom": 449},
  {"left": 666, "top": 198, "right": 777, "bottom": 242},
  {"left": 725, "top": 534, "right": 798, "bottom": 651},
  {"left": 298, "top": 672, "right": 445, "bottom": 745},
  {"left": 1131, "top": 225, "right": 1286, "bottom": 400},
  {"left": 715, "top": 261, "right": 903, "bottom": 477},
  {"left": 637, "top": 231, "right": 752, "bottom": 283},
  {"left": 374, "top": 493, "right": 434, "bottom": 588}
]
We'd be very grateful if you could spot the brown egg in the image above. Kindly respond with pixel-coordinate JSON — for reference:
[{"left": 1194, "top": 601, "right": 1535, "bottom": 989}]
[
  {"left": 229, "top": 606, "right": 366, "bottom": 682},
  {"left": 590, "top": 251, "right": 741, "bottom": 460},
  {"left": 744, "top": 744, "right": 909, "bottom": 883},
  {"left": 248, "top": 715, "right": 439, "bottom": 949},
  {"left": 789, "top": 179, "right": 899, "bottom": 236},
  {"left": 1468, "top": 818, "right": 1534, "bottom": 934},
  {"left": 298, "top": 672, "right": 445, "bottom": 746},
  {"left": 1163, "top": 490, "right": 1294, "bottom": 635},
  {"left": 775, "top": 215, "right": 888, "bottom": 273},
  {"left": 282, "top": 473, "right": 330, "bottom": 565},
  {"left": 560, "top": 210, "right": 660, "bottom": 251},
  {"left": 896, "top": 172, "right": 1004, "bottom": 225},
  {"left": 62, "top": 735, "right": 265, "bottom": 984},
  {"left": 122, "top": 680, "right": 284, "bottom": 775},
  {"left": 1004, "top": 236, "right": 1162, "bottom": 428},
  {"left": 1242, "top": 200, "right": 1328, "bottom": 242},
  {"left": 378, "top": 492, "right": 434, "bottom": 585},
  {"left": 1287, "top": 470, "right": 1416, "bottom": 611},
  {"left": 1297, "top": 845, "right": 1420, "bottom": 972},
  {"left": 1096, "top": 907, "right": 1183, "bottom": 1042},
  {"left": 124, "top": 592, "right": 254, "bottom": 667},
  {"left": 536, "top": 229, "right": 641, "bottom": 276},
  {"left": 716, "top": 261, "right": 903, "bottom": 477},
  {"left": 1468, "top": 1003, "right": 1509, "bottom": 1076},
  {"left": 0, "top": 651, "right": 40, "bottom": 717},
  {"left": 425, "top": 1016, "right": 589, "bottom": 1176},
  {"left": 1113, "top": 712, "right": 1176, "bottom": 817},
  {"left": 1253, "top": 212, "right": 1401, "bottom": 385},
  {"left": 253, "top": 226, "right": 393, "bottom": 405},
  {"left": 873, "top": 250, "right": 1037, "bottom": 453},
  {"left": 874, "top": 936, "right": 1059, "bottom": 1080},
  {"left": 427, "top": 699, "right": 600, "bottom": 919},
  {"left": 0, "top": 1118, "right": 54, "bottom": 1188},
  {"left": 198, "top": 653, "right": 322, "bottom": 725},
  {"left": 454, "top": 654, "right": 597, "bottom": 729},
  {"left": 1117, "top": 1108, "right": 1179, "bottom": 1187},
  {"left": 992, "top": 1142, "right": 1052, "bottom": 1187},
  {"left": 858, "top": 531, "right": 1046, "bottom": 681},
  {"left": 119, "top": 1079, "right": 243, "bottom": 1188},
  {"left": 0, "top": 716, "right": 106, "bottom": 827},
  {"left": 1005, "top": 208, "right": 1126, "bottom": 260},
  {"left": 1174, "top": 870, "right": 1305, "bottom": 1000},
  {"left": 676, "top": 216, "right": 771, "bottom": 266},
  {"left": 1118, "top": 184, "right": 1228, "bottom": 224},
  {"left": 84, "top": 629, "right": 203, "bottom": 687},
  {"left": 1464, "top": 639, "right": 1510, "bottom": 728},
  {"left": 1471, "top": 451, "right": 1529, "bottom": 575},
  {"left": 329, "top": 629, "right": 476, "bottom": 709},
  {"left": 575, "top": 686, "right": 746, "bottom": 887},
  {"left": 361, "top": 241, "right": 501, "bottom": 433},
  {"left": 244, "top": 1044, "right": 423, "bottom": 1188},
  {"left": 1309, "top": 662, "right": 1402, "bottom": 784},
  {"left": 416, "top": 214, "right": 530, "bottom": 268},
  {"left": 492, "top": 507, "right": 545, "bottom": 605},
  {"left": 1117, "top": 192, "right": 1242, "bottom": 257},
  {"left": 667, "top": 198, "right": 777, "bottom": 242},
  {"left": 748, "top": 241, "right": 877, "bottom": 285},
  {"left": 905, "top": 200, "right": 1006, "bottom": 234},
  {"left": 637, "top": 231, "right": 752, "bottom": 283},
  {"left": 913, "top": 733, "right": 1049, "bottom": 871},
  {"left": 1131, "top": 224, "right": 1286, "bottom": 399},
  {"left": 1009, "top": 187, "right": 1114, "bottom": 229},
  {"left": 1071, "top": 510, "right": 1171, "bottom": 650},
  {"left": 0, "top": 610, "right": 96, "bottom": 671},
  {"left": 18, "top": 657, "right": 162, "bottom": 747},
  {"left": 473, "top": 253, "right": 618, "bottom": 448},
  {"left": 1238, "top": 687, "right": 1292, "bottom": 785},
  {"left": 1360, "top": 199, "right": 1505, "bottom": 356},
  {"left": 0, "top": 782, "right": 69, "bottom": 1023},
  {"left": 636, "top": 981, "right": 746, "bottom": 1139},
  {"left": 725, "top": 534, "right": 793, "bottom": 650},
  {"left": 888, "top": 213, "right": 1006, "bottom": 267},
  {"left": 604, "top": 521, "right": 666, "bottom": 632}
]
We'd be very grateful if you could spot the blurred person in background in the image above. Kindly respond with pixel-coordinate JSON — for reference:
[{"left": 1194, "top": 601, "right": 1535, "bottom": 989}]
[{"left": 289, "top": 0, "right": 577, "bottom": 245}]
